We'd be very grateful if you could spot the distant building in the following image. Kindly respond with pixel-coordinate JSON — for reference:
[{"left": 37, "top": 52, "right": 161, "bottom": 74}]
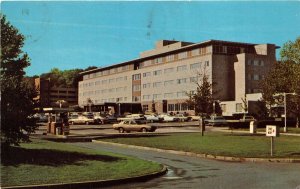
[
  {"left": 78, "top": 39, "right": 278, "bottom": 115},
  {"left": 34, "top": 78, "right": 78, "bottom": 109}
]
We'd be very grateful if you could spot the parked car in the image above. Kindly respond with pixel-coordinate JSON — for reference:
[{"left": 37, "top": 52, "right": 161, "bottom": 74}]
[
  {"left": 144, "top": 114, "right": 163, "bottom": 123},
  {"left": 174, "top": 114, "right": 191, "bottom": 122},
  {"left": 205, "top": 116, "right": 227, "bottom": 126},
  {"left": 159, "top": 114, "right": 180, "bottom": 122},
  {"left": 118, "top": 114, "right": 147, "bottom": 123},
  {"left": 69, "top": 115, "right": 95, "bottom": 125},
  {"left": 240, "top": 116, "right": 256, "bottom": 122},
  {"left": 93, "top": 114, "right": 108, "bottom": 124},
  {"left": 106, "top": 115, "right": 118, "bottom": 123},
  {"left": 113, "top": 120, "right": 157, "bottom": 133}
]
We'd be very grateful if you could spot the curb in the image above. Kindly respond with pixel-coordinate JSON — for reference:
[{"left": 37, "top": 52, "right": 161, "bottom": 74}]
[
  {"left": 2, "top": 165, "right": 167, "bottom": 189},
  {"left": 92, "top": 140, "right": 300, "bottom": 163}
]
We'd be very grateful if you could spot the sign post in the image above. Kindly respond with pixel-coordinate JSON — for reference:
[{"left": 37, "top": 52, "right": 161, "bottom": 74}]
[{"left": 266, "top": 125, "right": 280, "bottom": 156}]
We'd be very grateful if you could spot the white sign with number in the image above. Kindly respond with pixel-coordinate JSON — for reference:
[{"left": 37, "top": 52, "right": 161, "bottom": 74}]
[{"left": 266, "top": 125, "right": 279, "bottom": 137}]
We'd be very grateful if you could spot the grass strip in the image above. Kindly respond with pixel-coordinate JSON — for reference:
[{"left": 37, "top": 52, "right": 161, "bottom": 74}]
[
  {"left": 99, "top": 132, "right": 300, "bottom": 158},
  {"left": 1, "top": 139, "right": 162, "bottom": 187}
]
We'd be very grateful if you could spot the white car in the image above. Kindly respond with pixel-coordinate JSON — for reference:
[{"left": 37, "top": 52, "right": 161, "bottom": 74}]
[
  {"left": 69, "top": 115, "right": 94, "bottom": 125},
  {"left": 144, "top": 114, "right": 163, "bottom": 122},
  {"left": 159, "top": 114, "right": 180, "bottom": 122}
]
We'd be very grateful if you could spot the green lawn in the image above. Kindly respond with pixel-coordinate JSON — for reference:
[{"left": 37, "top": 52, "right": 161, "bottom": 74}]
[
  {"left": 1, "top": 139, "right": 162, "bottom": 187},
  {"left": 99, "top": 132, "right": 300, "bottom": 158}
]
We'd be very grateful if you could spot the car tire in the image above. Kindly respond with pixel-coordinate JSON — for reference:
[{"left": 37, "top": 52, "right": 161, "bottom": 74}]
[
  {"left": 85, "top": 121, "right": 89, "bottom": 125},
  {"left": 119, "top": 127, "right": 124, "bottom": 133},
  {"left": 141, "top": 128, "right": 147, "bottom": 133}
]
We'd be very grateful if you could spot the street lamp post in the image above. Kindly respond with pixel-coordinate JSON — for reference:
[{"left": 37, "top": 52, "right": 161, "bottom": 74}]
[{"left": 273, "top": 92, "right": 297, "bottom": 133}]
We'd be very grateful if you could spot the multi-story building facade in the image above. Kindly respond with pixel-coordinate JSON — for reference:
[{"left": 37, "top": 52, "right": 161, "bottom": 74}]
[
  {"left": 35, "top": 78, "right": 78, "bottom": 109},
  {"left": 78, "top": 39, "right": 278, "bottom": 115}
]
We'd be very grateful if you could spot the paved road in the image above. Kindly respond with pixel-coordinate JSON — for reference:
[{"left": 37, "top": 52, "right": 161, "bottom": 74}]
[{"left": 72, "top": 142, "right": 300, "bottom": 189}]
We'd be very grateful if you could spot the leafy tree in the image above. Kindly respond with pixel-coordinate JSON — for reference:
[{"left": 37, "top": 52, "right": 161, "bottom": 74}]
[
  {"left": 40, "top": 67, "right": 96, "bottom": 88},
  {"left": 261, "top": 37, "right": 300, "bottom": 127},
  {"left": 186, "top": 70, "right": 221, "bottom": 116},
  {"left": 1, "top": 15, "right": 37, "bottom": 146}
]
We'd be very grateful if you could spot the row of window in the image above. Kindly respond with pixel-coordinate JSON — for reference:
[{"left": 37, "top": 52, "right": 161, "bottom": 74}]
[
  {"left": 247, "top": 60, "right": 264, "bottom": 66},
  {"left": 168, "top": 103, "right": 191, "bottom": 112},
  {"left": 142, "top": 103, "right": 191, "bottom": 112},
  {"left": 83, "top": 65, "right": 130, "bottom": 80},
  {"left": 80, "top": 76, "right": 128, "bottom": 88},
  {"left": 79, "top": 86, "right": 128, "bottom": 96},
  {"left": 140, "top": 47, "right": 208, "bottom": 68},
  {"left": 247, "top": 74, "right": 265, "bottom": 81},
  {"left": 142, "top": 91, "right": 188, "bottom": 100},
  {"left": 142, "top": 62, "right": 208, "bottom": 78},
  {"left": 142, "top": 77, "right": 199, "bottom": 89},
  {"left": 81, "top": 97, "right": 129, "bottom": 105}
]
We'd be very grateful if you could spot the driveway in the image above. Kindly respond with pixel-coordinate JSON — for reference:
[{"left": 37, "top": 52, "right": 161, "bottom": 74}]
[{"left": 72, "top": 142, "right": 300, "bottom": 189}]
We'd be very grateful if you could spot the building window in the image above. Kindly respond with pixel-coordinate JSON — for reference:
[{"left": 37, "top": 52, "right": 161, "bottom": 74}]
[
  {"left": 116, "top": 87, "right": 123, "bottom": 92},
  {"left": 142, "top": 105, "right": 149, "bottom": 112},
  {"left": 168, "top": 104, "right": 175, "bottom": 111},
  {"left": 143, "top": 60, "right": 152, "bottom": 67},
  {"left": 205, "top": 61, "right": 209, "bottom": 67},
  {"left": 133, "top": 85, "right": 141, "bottom": 91},
  {"left": 154, "top": 57, "right": 163, "bottom": 64},
  {"left": 259, "top": 60, "right": 264, "bottom": 66},
  {"left": 164, "top": 93, "right": 174, "bottom": 98},
  {"left": 143, "top": 83, "right": 151, "bottom": 89},
  {"left": 102, "top": 80, "right": 107, "bottom": 84},
  {"left": 190, "top": 62, "right": 201, "bottom": 70},
  {"left": 164, "top": 80, "right": 174, "bottom": 86},
  {"left": 153, "top": 82, "right": 162, "bottom": 88},
  {"left": 143, "top": 72, "right": 151, "bottom": 77},
  {"left": 236, "top": 103, "right": 243, "bottom": 112},
  {"left": 178, "top": 51, "right": 188, "bottom": 59},
  {"left": 164, "top": 68, "right": 174, "bottom": 74},
  {"left": 153, "top": 94, "right": 162, "bottom": 100},
  {"left": 109, "top": 78, "right": 115, "bottom": 83},
  {"left": 143, "top": 95, "right": 151, "bottom": 100},
  {"left": 153, "top": 70, "right": 162, "bottom": 76},
  {"left": 122, "top": 65, "right": 129, "bottom": 71},
  {"left": 116, "top": 77, "right": 123, "bottom": 82},
  {"left": 132, "top": 96, "right": 141, "bottom": 102},
  {"left": 177, "top": 91, "right": 185, "bottom": 97},
  {"left": 177, "top": 65, "right": 187, "bottom": 72},
  {"left": 253, "top": 74, "right": 259, "bottom": 80},
  {"left": 190, "top": 77, "right": 198, "bottom": 83},
  {"left": 108, "top": 88, "right": 115, "bottom": 93},
  {"left": 191, "top": 49, "right": 200, "bottom": 56},
  {"left": 166, "top": 54, "right": 175, "bottom": 62},
  {"left": 177, "top": 78, "right": 187, "bottom": 84},
  {"left": 133, "top": 74, "right": 141, "bottom": 80}
]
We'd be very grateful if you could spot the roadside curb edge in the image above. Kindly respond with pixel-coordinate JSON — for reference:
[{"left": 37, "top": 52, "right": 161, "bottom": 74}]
[
  {"left": 92, "top": 140, "right": 300, "bottom": 163},
  {"left": 2, "top": 164, "right": 167, "bottom": 189}
]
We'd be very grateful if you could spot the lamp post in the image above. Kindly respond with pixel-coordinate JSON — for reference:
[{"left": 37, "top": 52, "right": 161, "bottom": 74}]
[{"left": 273, "top": 92, "right": 297, "bottom": 133}]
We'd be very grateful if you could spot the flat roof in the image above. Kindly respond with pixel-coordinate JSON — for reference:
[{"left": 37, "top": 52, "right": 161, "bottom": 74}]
[{"left": 80, "top": 39, "right": 279, "bottom": 75}]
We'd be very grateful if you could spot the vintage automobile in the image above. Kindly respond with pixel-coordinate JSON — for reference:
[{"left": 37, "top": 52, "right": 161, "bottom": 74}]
[
  {"left": 113, "top": 120, "right": 157, "bottom": 133},
  {"left": 204, "top": 116, "right": 227, "bottom": 126},
  {"left": 68, "top": 115, "right": 95, "bottom": 125},
  {"left": 144, "top": 114, "right": 164, "bottom": 123},
  {"left": 158, "top": 114, "right": 180, "bottom": 122}
]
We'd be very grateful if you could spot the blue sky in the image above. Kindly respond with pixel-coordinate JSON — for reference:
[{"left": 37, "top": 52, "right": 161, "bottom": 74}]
[{"left": 2, "top": 1, "right": 300, "bottom": 76}]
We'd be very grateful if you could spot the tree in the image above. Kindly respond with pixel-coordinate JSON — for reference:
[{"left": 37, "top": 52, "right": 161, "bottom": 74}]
[
  {"left": 261, "top": 37, "right": 300, "bottom": 127},
  {"left": 186, "top": 69, "right": 219, "bottom": 116},
  {"left": 1, "top": 15, "right": 37, "bottom": 146}
]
